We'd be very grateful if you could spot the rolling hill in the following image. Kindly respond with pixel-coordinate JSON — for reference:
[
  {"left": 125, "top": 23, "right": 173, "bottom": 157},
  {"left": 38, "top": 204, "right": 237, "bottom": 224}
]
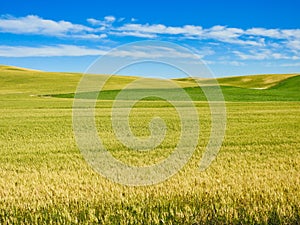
[{"left": 0, "top": 65, "right": 299, "bottom": 101}]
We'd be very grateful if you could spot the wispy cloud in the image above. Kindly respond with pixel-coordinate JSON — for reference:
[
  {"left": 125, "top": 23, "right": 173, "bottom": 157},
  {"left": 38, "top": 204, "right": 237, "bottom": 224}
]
[
  {"left": 104, "top": 16, "right": 116, "bottom": 23},
  {"left": 246, "top": 28, "right": 282, "bottom": 39},
  {"left": 117, "top": 23, "right": 198, "bottom": 35},
  {"left": 0, "top": 15, "right": 106, "bottom": 40},
  {"left": 246, "top": 27, "right": 300, "bottom": 40},
  {"left": 1, "top": 14, "right": 300, "bottom": 47},
  {"left": 116, "top": 24, "right": 264, "bottom": 46},
  {"left": 233, "top": 49, "right": 299, "bottom": 60},
  {"left": 280, "top": 62, "right": 300, "bottom": 67},
  {"left": 0, "top": 15, "right": 91, "bottom": 36},
  {"left": 1, "top": 14, "right": 300, "bottom": 62},
  {"left": 86, "top": 18, "right": 102, "bottom": 26},
  {"left": 0, "top": 45, "right": 107, "bottom": 57},
  {"left": 0, "top": 43, "right": 214, "bottom": 60},
  {"left": 286, "top": 40, "right": 300, "bottom": 51},
  {"left": 87, "top": 16, "right": 116, "bottom": 26},
  {"left": 108, "top": 45, "right": 205, "bottom": 59}
]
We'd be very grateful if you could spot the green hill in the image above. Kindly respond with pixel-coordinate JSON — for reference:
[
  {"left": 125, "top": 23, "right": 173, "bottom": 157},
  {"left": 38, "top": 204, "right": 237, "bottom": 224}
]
[
  {"left": 0, "top": 65, "right": 299, "bottom": 101},
  {"left": 53, "top": 73, "right": 300, "bottom": 102},
  {"left": 213, "top": 74, "right": 299, "bottom": 89}
]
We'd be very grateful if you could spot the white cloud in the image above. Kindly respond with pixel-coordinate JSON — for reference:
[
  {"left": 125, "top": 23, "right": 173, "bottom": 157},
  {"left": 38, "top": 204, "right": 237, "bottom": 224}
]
[
  {"left": 1, "top": 14, "right": 300, "bottom": 48},
  {"left": 87, "top": 16, "right": 115, "bottom": 28},
  {"left": 0, "top": 45, "right": 107, "bottom": 57},
  {"left": 204, "top": 25, "right": 243, "bottom": 39},
  {"left": 0, "top": 44, "right": 211, "bottom": 60},
  {"left": 86, "top": 18, "right": 101, "bottom": 26},
  {"left": 246, "top": 27, "right": 300, "bottom": 41},
  {"left": 281, "top": 29, "right": 300, "bottom": 39},
  {"left": 116, "top": 23, "right": 263, "bottom": 46},
  {"left": 246, "top": 28, "right": 282, "bottom": 39},
  {"left": 233, "top": 50, "right": 271, "bottom": 60},
  {"left": 0, "top": 15, "right": 93, "bottom": 37},
  {"left": 205, "top": 60, "right": 245, "bottom": 66},
  {"left": 183, "top": 46, "right": 215, "bottom": 58},
  {"left": 108, "top": 45, "right": 202, "bottom": 60},
  {"left": 104, "top": 16, "right": 116, "bottom": 23},
  {"left": 218, "top": 37, "right": 264, "bottom": 46},
  {"left": 222, "top": 61, "right": 245, "bottom": 66},
  {"left": 109, "top": 31, "right": 157, "bottom": 38},
  {"left": 118, "top": 23, "right": 204, "bottom": 36},
  {"left": 233, "top": 49, "right": 297, "bottom": 60},
  {"left": 1, "top": 14, "right": 300, "bottom": 62},
  {"left": 280, "top": 62, "right": 300, "bottom": 67},
  {"left": 287, "top": 40, "right": 300, "bottom": 50},
  {"left": 71, "top": 33, "right": 107, "bottom": 39}
]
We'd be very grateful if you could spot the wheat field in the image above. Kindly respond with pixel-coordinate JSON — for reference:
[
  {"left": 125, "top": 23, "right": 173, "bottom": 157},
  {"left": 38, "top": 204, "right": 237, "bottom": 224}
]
[{"left": 0, "top": 65, "right": 299, "bottom": 224}]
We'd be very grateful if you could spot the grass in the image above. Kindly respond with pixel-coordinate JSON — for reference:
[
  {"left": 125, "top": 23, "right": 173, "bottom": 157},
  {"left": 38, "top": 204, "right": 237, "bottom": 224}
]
[
  {"left": 174, "top": 73, "right": 299, "bottom": 89},
  {"left": 0, "top": 65, "right": 299, "bottom": 224},
  {"left": 51, "top": 74, "right": 300, "bottom": 102}
]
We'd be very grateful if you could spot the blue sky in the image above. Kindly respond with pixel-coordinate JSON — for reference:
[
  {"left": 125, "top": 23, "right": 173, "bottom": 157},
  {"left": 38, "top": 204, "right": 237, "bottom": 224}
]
[{"left": 0, "top": 0, "right": 300, "bottom": 77}]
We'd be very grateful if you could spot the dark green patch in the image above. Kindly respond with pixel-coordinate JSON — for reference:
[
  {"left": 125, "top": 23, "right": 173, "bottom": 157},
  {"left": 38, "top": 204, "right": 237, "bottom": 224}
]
[{"left": 50, "top": 75, "right": 300, "bottom": 102}]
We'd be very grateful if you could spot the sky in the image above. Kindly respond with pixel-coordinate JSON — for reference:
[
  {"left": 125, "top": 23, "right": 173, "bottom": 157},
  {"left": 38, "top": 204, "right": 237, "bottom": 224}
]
[{"left": 0, "top": 0, "right": 300, "bottom": 77}]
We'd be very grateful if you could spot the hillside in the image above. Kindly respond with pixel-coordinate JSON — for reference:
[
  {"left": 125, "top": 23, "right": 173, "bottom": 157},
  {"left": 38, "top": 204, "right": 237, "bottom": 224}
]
[{"left": 0, "top": 65, "right": 299, "bottom": 101}]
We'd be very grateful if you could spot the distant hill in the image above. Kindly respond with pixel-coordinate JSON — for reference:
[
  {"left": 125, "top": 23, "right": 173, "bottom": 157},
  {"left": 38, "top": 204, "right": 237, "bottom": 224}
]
[
  {"left": 0, "top": 65, "right": 42, "bottom": 72},
  {"left": 0, "top": 65, "right": 299, "bottom": 101},
  {"left": 174, "top": 73, "right": 299, "bottom": 89}
]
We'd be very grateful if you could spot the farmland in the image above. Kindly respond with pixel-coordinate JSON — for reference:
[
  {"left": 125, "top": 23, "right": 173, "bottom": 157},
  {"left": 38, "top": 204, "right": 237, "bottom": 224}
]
[{"left": 0, "top": 65, "right": 299, "bottom": 224}]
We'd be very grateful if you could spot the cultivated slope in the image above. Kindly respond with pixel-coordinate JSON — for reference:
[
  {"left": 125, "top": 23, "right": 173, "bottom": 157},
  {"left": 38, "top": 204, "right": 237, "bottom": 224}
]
[{"left": 0, "top": 65, "right": 299, "bottom": 101}]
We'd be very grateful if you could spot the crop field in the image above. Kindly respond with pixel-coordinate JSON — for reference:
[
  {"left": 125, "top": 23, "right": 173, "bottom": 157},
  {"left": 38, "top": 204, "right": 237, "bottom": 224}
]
[{"left": 0, "top": 65, "right": 299, "bottom": 224}]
